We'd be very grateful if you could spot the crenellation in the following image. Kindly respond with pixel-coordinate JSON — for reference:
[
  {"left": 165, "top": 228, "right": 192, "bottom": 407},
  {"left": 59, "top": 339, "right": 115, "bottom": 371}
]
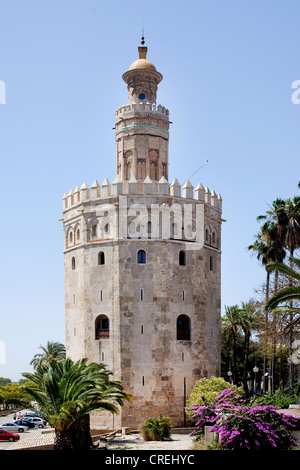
[
  {"left": 101, "top": 178, "right": 111, "bottom": 197},
  {"left": 91, "top": 180, "right": 100, "bottom": 199},
  {"left": 204, "top": 186, "right": 211, "bottom": 204},
  {"left": 170, "top": 178, "right": 181, "bottom": 197},
  {"left": 115, "top": 102, "right": 169, "bottom": 117},
  {"left": 182, "top": 179, "right": 193, "bottom": 199},
  {"left": 63, "top": 178, "right": 222, "bottom": 212},
  {"left": 80, "top": 182, "right": 90, "bottom": 202}
]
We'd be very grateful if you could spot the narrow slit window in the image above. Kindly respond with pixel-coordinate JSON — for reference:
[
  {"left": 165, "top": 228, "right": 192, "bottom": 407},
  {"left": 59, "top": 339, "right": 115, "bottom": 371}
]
[
  {"left": 71, "top": 257, "right": 76, "bottom": 270},
  {"left": 141, "top": 324, "right": 144, "bottom": 334},
  {"left": 182, "top": 290, "right": 185, "bottom": 301},
  {"left": 210, "top": 256, "right": 213, "bottom": 271},
  {"left": 140, "top": 289, "right": 143, "bottom": 301},
  {"left": 100, "top": 290, "right": 103, "bottom": 301}
]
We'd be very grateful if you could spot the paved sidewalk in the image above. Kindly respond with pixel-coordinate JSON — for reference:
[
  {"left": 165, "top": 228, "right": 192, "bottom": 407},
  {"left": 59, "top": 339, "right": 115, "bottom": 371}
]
[{"left": 6, "top": 431, "right": 194, "bottom": 451}]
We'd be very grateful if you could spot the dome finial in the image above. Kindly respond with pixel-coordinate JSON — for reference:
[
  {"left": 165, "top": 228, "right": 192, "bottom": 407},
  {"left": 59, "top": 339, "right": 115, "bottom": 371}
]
[{"left": 141, "top": 14, "right": 145, "bottom": 45}]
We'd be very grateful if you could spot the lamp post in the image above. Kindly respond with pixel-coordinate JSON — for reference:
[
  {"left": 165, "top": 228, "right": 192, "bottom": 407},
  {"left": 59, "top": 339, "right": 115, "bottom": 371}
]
[
  {"left": 253, "top": 365, "right": 259, "bottom": 395},
  {"left": 227, "top": 366, "right": 233, "bottom": 385}
]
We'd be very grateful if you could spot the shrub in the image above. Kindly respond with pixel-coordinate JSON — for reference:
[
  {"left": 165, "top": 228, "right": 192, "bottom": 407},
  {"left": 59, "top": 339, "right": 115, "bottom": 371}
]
[
  {"left": 141, "top": 415, "right": 172, "bottom": 441},
  {"left": 188, "top": 387, "right": 245, "bottom": 438},
  {"left": 253, "top": 385, "right": 299, "bottom": 409},
  {"left": 186, "top": 376, "right": 243, "bottom": 412},
  {"left": 189, "top": 388, "right": 299, "bottom": 450}
]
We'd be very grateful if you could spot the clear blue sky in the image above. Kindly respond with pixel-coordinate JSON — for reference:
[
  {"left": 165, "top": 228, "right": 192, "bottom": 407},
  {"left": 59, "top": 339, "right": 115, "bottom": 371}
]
[{"left": 0, "top": 0, "right": 299, "bottom": 381}]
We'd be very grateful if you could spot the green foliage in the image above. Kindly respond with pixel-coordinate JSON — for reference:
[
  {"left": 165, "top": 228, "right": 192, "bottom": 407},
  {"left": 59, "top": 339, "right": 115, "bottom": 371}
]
[
  {"left": 186, "top": 376, "right": 243, "bottom": 411},
  {"left": 141, "top": 415, "right": 172, "bottom": 441},
  {"left": 253, "top": 385, "right": 299, "bottom": 409},
  {"left": 0, "top": 382, "right": 30, "bottom": 407},
  {"left": 0, "top": 377, "right": 11, "bottom": 386}
]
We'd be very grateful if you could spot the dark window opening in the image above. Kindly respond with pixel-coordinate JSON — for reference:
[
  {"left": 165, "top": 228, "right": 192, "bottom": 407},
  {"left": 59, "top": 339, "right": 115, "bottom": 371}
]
[
  {"left": 179, "top": 250, "right": 186, "bottom": 266},
  {"left": 98, "top": 251, "right": 105, "bottom": 265},
  {"left": 137, "top": 250, "right": 146, "bottom": 264},
  {"left": 177, "top": 315, "right": 191, "bottom": 340},
  {"left": 95, "top": 315, "right": 109, "bottom": 340}
]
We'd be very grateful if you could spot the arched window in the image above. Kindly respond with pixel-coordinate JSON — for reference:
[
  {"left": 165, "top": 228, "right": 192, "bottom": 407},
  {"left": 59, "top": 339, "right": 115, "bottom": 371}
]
[
  {"left": 98, "top": 251, "right": 105, "bottom": 265},
  {"left": 205, "top": 228, "right": 209, "bottom": 242},
  {"left": 137, "top": 250, "right": 146, "bottom": 264},
  {"left": 212, "top": 231, "right": 215, "bottom": 244},
  {"left": 95, "top": 315, "right": 109, "bottom": 340},
  {"left": 179, "top": 250, "right": 186, "bottom": 266},
  {"left": 76, "top": 228, "right": 80, "bottom": 241},
  {"left": 177, "top": 315, "right": 191, "bottom": 340},
  {"left": 71, "top": 257, "right": 76, "bottom": 270},
  {"left": 92, "top": 225, "right": 97, "bottom": 237},
  {"left": 69, "top": 231, "right": 73, "bottom": 244}
]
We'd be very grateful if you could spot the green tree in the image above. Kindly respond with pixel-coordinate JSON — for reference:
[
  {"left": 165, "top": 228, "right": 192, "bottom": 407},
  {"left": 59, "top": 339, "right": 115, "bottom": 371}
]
[
  {"left": 265, "top": 256, "right": 300, "bottom": 312},
  {"left": 221, "top": 305, "right": 241, "bottom": 385},
  {"left": 22, "top": 358, "right": 130, "bottom": 450},
  {"left": 239, "top": 299, "right": 259, "bottom": 395},
  {"left": 30, "top": 341, "right": 66, "bottom": 370}
]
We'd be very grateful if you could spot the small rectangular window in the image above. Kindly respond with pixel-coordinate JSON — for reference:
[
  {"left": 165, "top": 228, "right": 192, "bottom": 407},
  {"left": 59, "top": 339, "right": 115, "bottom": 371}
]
[
  {"left": 182, "top": 353, "right": 184, "bottom": 362},
  {"left": 100, "top": 290, "right": 103, "bottom": 301},
  {"left": 142, "top": 376, "right": 145, "bottom": 386},
  {"left": 140, "top": 289, "right": 143, "bottom": 301},
  {"left": 141, "top": 325, "right": 144, "bottom": 334},
  {"left": 182, "top": 290, "right": 185, "bottom": 301}
]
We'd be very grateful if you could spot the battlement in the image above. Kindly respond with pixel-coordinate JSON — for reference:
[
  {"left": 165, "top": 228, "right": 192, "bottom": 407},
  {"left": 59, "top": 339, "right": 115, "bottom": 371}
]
[
  {"left": 62, "top": 175, "right": 222, "bottom": 212},
  {"left": 116, "top": 102, "right": 169, "bottom": 117}
]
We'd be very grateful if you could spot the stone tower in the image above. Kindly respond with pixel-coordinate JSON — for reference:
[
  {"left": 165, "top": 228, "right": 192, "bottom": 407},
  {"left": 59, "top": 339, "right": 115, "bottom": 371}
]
[{"left": 62, "top": 42, "right": 222, "bottom": 430}]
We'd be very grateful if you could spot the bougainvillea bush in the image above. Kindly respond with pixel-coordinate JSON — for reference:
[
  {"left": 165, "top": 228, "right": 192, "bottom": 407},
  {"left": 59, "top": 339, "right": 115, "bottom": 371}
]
[{"left": 188, "top": 388, "right": 299, "bottom": 450}]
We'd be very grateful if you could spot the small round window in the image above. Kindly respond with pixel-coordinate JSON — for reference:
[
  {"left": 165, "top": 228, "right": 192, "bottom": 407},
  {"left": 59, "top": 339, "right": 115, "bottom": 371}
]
[{"left": 138, "top": 93, "right": 146, "bottom": 100}]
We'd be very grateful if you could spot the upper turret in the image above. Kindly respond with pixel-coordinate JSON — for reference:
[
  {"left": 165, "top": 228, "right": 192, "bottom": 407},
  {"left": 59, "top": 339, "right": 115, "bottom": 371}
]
[{"left": 122, "top": 45, "right": 163, "bottom": 106}]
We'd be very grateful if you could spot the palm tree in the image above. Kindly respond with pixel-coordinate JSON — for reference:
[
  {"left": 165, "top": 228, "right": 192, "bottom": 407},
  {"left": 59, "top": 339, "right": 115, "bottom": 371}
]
[
  {"left": 30, "top": 341, "right": 66, "bottom": 370},
  {"left": 22, "top": 358, "right": 130, "bottom": 450},
  {"left": 222, "top": 305, "right": 241, "bottom": 385},
  {"left": 239, "top": 299, "right": 259, "bottom": 396},
  {"left": 264, "top": 256, "right": 300, "bottom": 312}
]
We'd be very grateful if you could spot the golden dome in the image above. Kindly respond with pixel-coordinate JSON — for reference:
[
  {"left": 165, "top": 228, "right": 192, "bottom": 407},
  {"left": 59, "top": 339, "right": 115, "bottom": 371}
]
[
  {"left": 123, "top": 45, "right": 163, "bottom": 84},
  {"left": 128, "top": 46, "right": 157, "bottom": 71},
  {"left": 128, "top": 58, "right": 157, "bottom": 71}
]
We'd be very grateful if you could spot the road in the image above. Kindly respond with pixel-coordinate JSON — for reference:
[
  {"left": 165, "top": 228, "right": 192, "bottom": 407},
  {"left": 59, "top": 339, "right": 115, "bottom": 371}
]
[{"left": 0, "top": 411, "right": 49, "bottom": 450}]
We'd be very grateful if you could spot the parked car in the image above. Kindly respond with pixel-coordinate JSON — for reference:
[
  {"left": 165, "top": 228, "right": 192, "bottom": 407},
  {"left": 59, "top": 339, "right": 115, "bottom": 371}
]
[
  {"left": 13, "top": 419, "right": 35, "bottom": 429},
  {"left": 19, "top": 412, "right": 42, "bottom": 419},
  {"left": 23, "top": 417, "right": 46, "bottom": 428},
  {"left": 0, "top": 422, "right": 28, "bottom": 433},
  {"left": 0, "top": 428, "right": 20, "bottom": 442}
]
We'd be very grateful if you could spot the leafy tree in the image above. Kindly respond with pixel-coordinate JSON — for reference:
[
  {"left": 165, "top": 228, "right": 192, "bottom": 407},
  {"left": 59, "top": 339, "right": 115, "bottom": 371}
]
[
  {"left": 22, "top": 358, "right": 130, "bottom": 450},
  {"left": 0, "top": 377, "right": 11, "bottom": 386}
]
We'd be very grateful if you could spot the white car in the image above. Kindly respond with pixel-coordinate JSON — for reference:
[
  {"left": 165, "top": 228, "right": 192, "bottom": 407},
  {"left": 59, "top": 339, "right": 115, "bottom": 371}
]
[
  {"left": 23, "top": 417, "right": 46, "bottom": 428},
  {"left": 0, "top": 422, "right": 29, "bottom": 433}
]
